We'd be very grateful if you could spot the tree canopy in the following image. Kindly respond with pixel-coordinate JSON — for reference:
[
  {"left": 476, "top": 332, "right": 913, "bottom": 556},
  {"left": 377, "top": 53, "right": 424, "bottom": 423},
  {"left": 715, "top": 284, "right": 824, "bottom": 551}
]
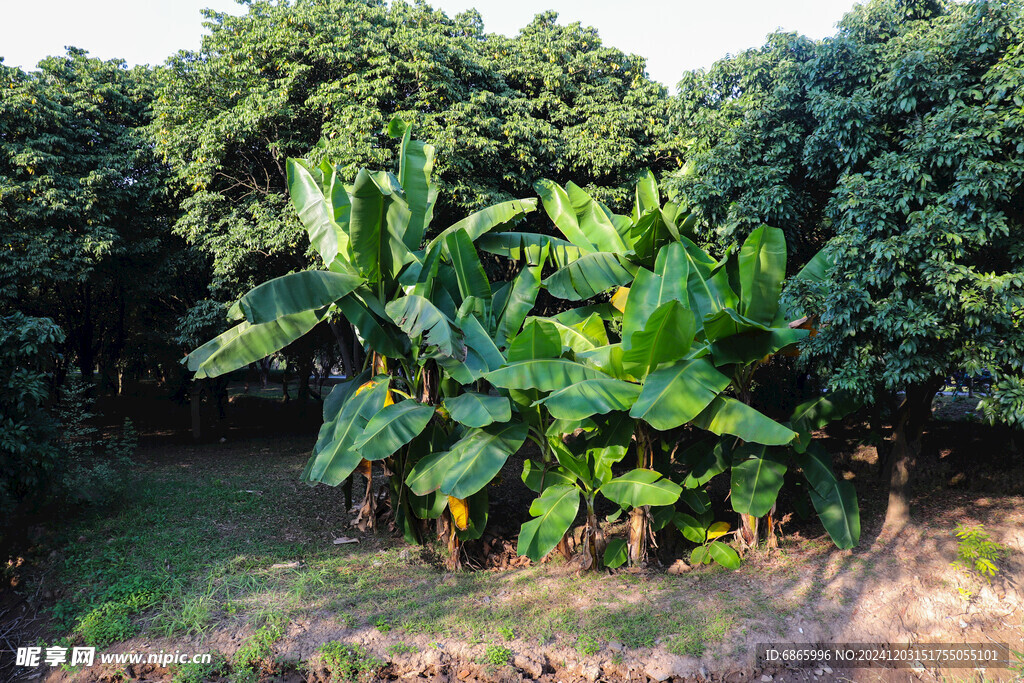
[{"left": 151, "top": 0, "right": 675, "bottom": 300}]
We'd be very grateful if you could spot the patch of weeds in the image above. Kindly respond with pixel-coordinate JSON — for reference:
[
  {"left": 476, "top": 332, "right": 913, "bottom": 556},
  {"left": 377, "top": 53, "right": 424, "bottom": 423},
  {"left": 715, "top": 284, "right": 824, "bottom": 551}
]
[
  {"left": 386, "top": 642, "right": 417, "bottom": 657},
  {"left": 171, "top": 652, "right": 228, "bottom": 683},
  {"left": 482, "top": 644, "right": 511, "bottom": 667},
  {"left": 312, "top": 642, "right": 384, "bottom": 683},
  {"left": 373, "top": 616, "right": 392, "bottom": 633},
  {"left": 153, "top": 593, "right": 215, "bottom": 637},
  {"left": 497, "top": 626, "right": 514, "bottom": 641},
  {"left": 576, "top": 634, "right": 600, "bottom": 656},
  {"left": 75, "top": 602, "right": 138, "bottom": 647},
  {"left": 953, "top": 524, "right": 1010, "bottom": 579},
  {"left": 230, "top": 618, "right": 286, "bottom": 683}
]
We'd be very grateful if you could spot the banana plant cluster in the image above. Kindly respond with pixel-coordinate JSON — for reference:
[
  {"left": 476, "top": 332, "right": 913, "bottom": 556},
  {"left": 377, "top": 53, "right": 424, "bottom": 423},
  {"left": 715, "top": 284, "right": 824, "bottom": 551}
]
[{"left": 184, "top": 121, "right": 862, "bottom": 572}]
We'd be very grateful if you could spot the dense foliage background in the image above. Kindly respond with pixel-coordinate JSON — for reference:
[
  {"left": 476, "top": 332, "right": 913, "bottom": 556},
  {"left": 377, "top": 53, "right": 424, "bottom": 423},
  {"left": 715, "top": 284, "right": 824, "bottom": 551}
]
[{"left": 2, "top": 0, "right": 1022, "bottom": 548}]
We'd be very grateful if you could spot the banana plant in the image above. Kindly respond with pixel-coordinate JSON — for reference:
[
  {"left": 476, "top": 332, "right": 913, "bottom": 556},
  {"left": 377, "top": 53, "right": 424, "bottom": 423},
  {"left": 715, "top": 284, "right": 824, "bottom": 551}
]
[{"left": 183, "top": 119, "right": 538, "bottom": 554}]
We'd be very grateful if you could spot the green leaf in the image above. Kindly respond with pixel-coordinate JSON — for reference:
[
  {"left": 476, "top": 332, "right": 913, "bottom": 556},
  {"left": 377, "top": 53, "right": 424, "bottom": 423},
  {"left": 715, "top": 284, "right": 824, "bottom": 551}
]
[
  {"left": 621, "top": 268, "right": 686, "bottom": 345},
  {"left": 444, "top": 228, "right": 491, "bottom": 301},
  {"left": 517, "top": 484, "right": 581, "bottom": 562},
  {"left": 601, "top": 469, "right": 682, "bottom": 508},
  {"left": 386, "top": 295, "right": 466, "bottom": 361},
  {"left": 348, "top": 168, "right": 390, "bottom": 283},
  {"left": 426, "top": 198, "right": 538, "bottom": 264},
  {"left": 534, "top": 178, "right": 597, "bottom": 251},
  {"left": 287, "top": 158, "right": 347, "bottom": 267},
  {"left": 730, "top": 444, "right": 788, "bottom": 517},
  {"left": 674, "top": 512, "right": 708, "bottom": 543},
  {"left": 444, "top": 392, "right": 512, "bottom": 428},
  {"left": 536, "top": 379, "right": 640, "bottom": 421},
  {"left": 629, "top": 358, "right": 731, "bottom": 431},
  {"left": 738, "top": 225, "right": 786, "bottom": 324},
  {"left": 692, "top": 397, "right": 797, "bottom": 445},
  {"left": 508, "top": 318, "right": 562, "bottom": 362},
  {"left": 682, "top": 440, "right": 730, "bottom": 488},
  {"left": 336, "top": 293, "right": 406, "bottom": 358},
  {"left": 394, "top": 123, "right": 436, "bottom": 249},
  {"left": 707, "top": 540, "right": 741, "bottom": 569},
  {"left": 303, "top": 377, "right": 390, "bottom": 486},
  {"left": 632, "top": 169, "right": 660, "bottom": 223},
  {"left": 352, "top": 400, "right": 434, "bottom": 461},
  {"left": 521, "top": 460, "right": 577, "bottom": 493},
  {"left": 565, "top": 181, "right": 629, "bottom": 253},
  {"left": 406, "top": 450, "right": 455, "bottom": 496},
  {"left": 622, "top": 300, "right": 696, "bottom": 377},
  {"left": 809, "top": 480, "right": 860, "bottom": 549},
  {"left": 496, "top": 260, "right": 543, "bottom": 347},
  {"left": 790, "top": 390, "right": 860, "bottom": 437},
  {"left": 603, "top": 538, "right": 628, "bottom": 569},
  {"left": 485, "top": 359, "right": 607, "bottom": 392},
  {"left": 708, "top": 327, "right": 809, "bottom": 366},
  {"left": 543, "top": 252, "right": 635, "bottom": 301},
  {"left": 701, "top": 307, "right": 770, "bottom": 343},
  {"left": 189, "top": 310, "right": 323, "bottom": 379},
  {"left": 234, "top": 270, "right": 363, "bottom": 324},
  {"left": 477, "top": 232, "right": 582, "bottom": 268},
  {"left": 794, "top": 247, "right": 833, "bottom": 284},
  {"left": 575, "top": 344, "right": 637, "bottom": 381},
  {"left": 440, "top": 421, "right": 529, "bottom": 499}
]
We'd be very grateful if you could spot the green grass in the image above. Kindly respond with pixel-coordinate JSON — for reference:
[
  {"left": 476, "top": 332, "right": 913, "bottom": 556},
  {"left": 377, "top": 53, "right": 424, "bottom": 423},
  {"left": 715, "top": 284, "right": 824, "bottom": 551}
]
[{"left": 42, "top": 435, "right": 745, "bottom": 663}]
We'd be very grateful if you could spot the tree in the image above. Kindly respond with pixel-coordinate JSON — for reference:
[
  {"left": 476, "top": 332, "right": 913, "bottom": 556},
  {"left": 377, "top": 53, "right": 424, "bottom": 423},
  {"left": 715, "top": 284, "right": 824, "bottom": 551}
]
[
  {"left": 151, "top": 0, "right": 674, "bottom": 305},
  {"left": 0, "top": 50, "right": 199, "bottom": 390},
  {"left": 671, "top": 0, "right": 1024, "bottom": 532}
]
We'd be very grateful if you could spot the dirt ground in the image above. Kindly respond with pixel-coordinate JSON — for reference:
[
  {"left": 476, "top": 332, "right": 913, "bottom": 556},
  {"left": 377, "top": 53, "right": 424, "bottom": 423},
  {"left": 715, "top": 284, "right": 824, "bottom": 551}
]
[{"left": 5, "top": 392, "right": 1023, "bottom": 683}]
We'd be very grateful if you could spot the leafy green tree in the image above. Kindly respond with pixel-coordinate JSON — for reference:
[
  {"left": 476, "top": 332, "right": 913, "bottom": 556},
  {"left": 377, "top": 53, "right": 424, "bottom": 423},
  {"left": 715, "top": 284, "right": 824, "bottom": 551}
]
[
  {"left": 151, "top": 0, "right": 674, "bottom": 303},
  {"left": 0, "top": 50, "right": 199, "bottom": 389},
  {"left": 671, "top": 0, "right": 1024, "bottom": 532}
]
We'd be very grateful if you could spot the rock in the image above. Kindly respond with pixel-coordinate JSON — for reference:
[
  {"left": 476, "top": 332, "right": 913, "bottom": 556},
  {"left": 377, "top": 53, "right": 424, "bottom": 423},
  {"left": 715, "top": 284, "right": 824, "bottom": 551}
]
[
  {"left": 574, "top": 662, "right": 600, "bottom": 681},
  {"left": 761, "top": 676, "right": 774, "bottom": 682},
  {"left": 513, "top": 654, "right": 544, "bottom": 679},
  {"left": 822, "top": 666, "right": 833, "bottom": 674},
  {"left": 607, "top": 641, "right": 625, "bottom": 652},
  {"left": 667, "top": 559, "right": 691, "bottom": 574},
  {"left": 814, "top": 669, "right": 824, "bottom": 676}
]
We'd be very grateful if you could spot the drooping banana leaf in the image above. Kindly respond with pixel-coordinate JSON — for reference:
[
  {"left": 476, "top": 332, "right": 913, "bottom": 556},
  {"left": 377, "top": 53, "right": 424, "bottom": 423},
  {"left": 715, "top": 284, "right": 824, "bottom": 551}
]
[
  {"left": 444, "top": 392, "right": 512, "bottom": 429},
  {"left": 440, "top": 420, "right": 529, "bottom": 499},
  {"left": 730, "top": 443, "right": 788, "bottom": 517},
  {"left": 187, "top": 309, "right": 324, "bottom": 379},
  {"left": 517, "top": 484, "right": 581, "bottom": 561},
  {"left": 352, "top": 400, "right": 435, "bottom": 461},
  {"left": 629, "top": 358, "right": 731, "bottom": 430},
  {"left": 692, "top": 397, "right": 797, "bottom": 446},
  {"left": 232, "top": 271, "right": 363, "bottom": 324}
]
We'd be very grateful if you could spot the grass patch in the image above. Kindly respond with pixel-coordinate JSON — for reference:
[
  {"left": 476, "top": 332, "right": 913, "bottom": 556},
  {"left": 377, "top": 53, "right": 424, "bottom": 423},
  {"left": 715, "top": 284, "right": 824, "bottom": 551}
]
[{"left": 309, "top": 642, "right": 384, "bottom": 683}]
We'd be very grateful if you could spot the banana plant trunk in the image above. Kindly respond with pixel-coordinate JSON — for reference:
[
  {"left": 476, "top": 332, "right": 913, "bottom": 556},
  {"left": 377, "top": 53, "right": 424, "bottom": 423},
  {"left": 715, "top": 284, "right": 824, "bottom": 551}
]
[{"left": 628, "top": 424, "right": 654, "bottom": 566}]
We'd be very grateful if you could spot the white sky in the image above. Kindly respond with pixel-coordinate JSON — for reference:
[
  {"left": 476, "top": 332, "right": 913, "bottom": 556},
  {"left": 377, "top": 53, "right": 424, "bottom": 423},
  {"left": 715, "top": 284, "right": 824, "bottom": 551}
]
[{"left": 0, "top": 0, "right": 860, "bottom": 89}]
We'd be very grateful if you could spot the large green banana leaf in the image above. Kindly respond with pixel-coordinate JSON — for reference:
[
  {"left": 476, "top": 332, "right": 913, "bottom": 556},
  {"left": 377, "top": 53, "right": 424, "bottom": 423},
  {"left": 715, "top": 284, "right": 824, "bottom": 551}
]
[
  {"left": 620, "top": 268, "right": 689, "bottom": 346},
  {"left": 444, "top": 229, "right": 491, "bottom": 302},
  {"left": 517, "top": 484, "right": 581, "bottom": 561},
  {"left": 389, "top": 118, "right": 436, "bottom": 250},
  {"left": 533, "top": 315, "right": 607, "bottom": 355},
  {"left": 477, "top": 232, "right": 583, "bottom": 268},
  {"left": 575, "top": 344, "right": 638, "bottom": 381},
  {"left": 495, "top": 259, "right": 543, "bottom": 347},
  {"left": 708, "top": 327, "right": 809, "bottom": 366},
  {"left": 385, "top": 295, "right": 466, "bottom": 361},
  {"left": 303, "top": 377, "right": 390, "bottom": 486},
  {"left": 440, "top": 420, "right": 529, "bottom": 499},
  {"left": 629, "top": 358, "right": 731, "bottom": 430},
  {"left": 187, "top": 309, "right": 324, "bottom": 379},
  {"left": 601, "top": 469, "right": 682, "bottom": 508},
  {"left": 444, "top": 392, "right": 512, "bottom": 429},
  {"left": 485, "top": 359, "right": 607, "bottom": 392},
  {"left": 335, "top": 293, "right": 406, "bottom": 358},
  {"left": 730, "top": 444, "right": 788, "bottom": 517},
  {"left": 232, "top": 271, "right": 363, "bottom": 324},
  {"left": 352, "top": 400, "right": 435, "bottom": 462},
  {"left": 535, "top": 379, "right": 640, "bottom": 421},
  {"left": 622, "top": 300, "right": 696, "bottom": 377},
  {"left": 681, "top": 439, "right": 731, "bottom": 489},
  {"left": 738, "top": 226, "right": 787, "bottom": 325},
  {"left": 631, "top": 169, "right": 660, "bottom": 223},
  {"left": 692, "top": 396, "right": 796, "bottom": 445},
  {"left": 507, "top": 318, "right": 562, "bottom": 362},
  {"left": 564, "top": 182, "right": 630, "bottom": 253},
  {"left": 796, "top": 443, "right": 860, "bottom": 548},
  {"left": 427, "top": 198, "right": 538, "bottom": 254},
  {"left": 534, "top": 178, "right": 598, "bottom": 251},
  {"left": 405, "top": 450, "right": 451, "bottom": 496},
  {"left": 543, "top": 252, "right": 636, "bottom": 301},
  {"left": 348, "top": 168, "right": 391, "bottom": 283},
  {"left": 521, "top": 460, "right": 578, "bottom": 493},
  {"left": 286, "top": 158, "right": 347, "bottom": 267}
]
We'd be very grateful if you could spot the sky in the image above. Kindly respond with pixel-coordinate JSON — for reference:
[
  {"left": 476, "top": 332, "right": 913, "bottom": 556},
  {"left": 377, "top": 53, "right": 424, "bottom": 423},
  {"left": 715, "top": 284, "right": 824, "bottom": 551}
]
[{"left": 0, "top": 0, "right": 860, "bottom": 89}]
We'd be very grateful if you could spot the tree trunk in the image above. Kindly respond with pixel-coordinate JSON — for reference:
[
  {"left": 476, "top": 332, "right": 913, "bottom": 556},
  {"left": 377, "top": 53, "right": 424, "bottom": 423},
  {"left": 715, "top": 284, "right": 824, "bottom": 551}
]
[
  {"left": 882, "top": 377, "right": 943, "bottom": 534},
  {"left": 329, "top": 321, "right": 355, "bottom": 378},
  {"left": 190, "top": 379, "right": 202, "bottom": 440}
]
